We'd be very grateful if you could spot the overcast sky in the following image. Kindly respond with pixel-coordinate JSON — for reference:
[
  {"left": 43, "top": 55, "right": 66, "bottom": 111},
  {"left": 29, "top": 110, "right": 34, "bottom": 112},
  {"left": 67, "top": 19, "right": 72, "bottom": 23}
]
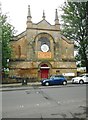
[{"left": 1, "top": 0, "right": 66, "bottom": 35}]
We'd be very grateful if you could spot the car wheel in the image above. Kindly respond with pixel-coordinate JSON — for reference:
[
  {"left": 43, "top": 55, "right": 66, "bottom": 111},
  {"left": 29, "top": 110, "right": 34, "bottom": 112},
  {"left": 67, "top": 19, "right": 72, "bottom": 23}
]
[
  {"left": 63, "top": 81, "right": 67, "bottom": 85},
  {"left": 79, "top": 80, "right": 84, "bottom": 84},
  {"left": 45, "top": 82, "right": 49, "bottom": 86}
]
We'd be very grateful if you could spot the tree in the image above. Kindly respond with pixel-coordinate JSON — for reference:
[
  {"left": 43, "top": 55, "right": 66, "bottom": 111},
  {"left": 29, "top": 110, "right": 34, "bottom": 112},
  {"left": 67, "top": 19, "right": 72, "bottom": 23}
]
[
  {"left": 0, "top": 14, "right": 15, "bottom": 72},
  {"left": 60, "top": 1, "right": 88, "bottom": 73}
]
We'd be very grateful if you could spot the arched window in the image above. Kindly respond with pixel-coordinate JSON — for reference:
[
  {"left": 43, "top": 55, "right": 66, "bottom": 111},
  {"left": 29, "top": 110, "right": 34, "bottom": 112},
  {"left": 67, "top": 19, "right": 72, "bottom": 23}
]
[
  {"left": 38, "top": 37, "right": 50, "bottom": 51},
  {"left": 18, "top": 45, "right": 21, "bottom": 58}
]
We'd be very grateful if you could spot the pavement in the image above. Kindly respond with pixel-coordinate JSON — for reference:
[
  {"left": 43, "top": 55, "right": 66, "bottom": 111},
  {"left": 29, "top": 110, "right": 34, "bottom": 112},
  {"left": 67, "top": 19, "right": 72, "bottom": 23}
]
[
  {"left": 0, "top": 82, "right": 41, "bottom": 87},
  {"left": 0, "top": 82, "right": 41, "bottom": 91},
  {"left": 0, "top": 81, "right": 72, "bottom": 88}
]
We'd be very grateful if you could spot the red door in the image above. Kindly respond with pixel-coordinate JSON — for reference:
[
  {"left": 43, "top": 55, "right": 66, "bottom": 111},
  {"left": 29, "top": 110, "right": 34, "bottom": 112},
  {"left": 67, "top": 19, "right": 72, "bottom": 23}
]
[
  {"left": 40, "top": 69, "right": 49, "bottom": 79},
  {"left": 40, "top": 64, "right": 49, "bottom": 79}
]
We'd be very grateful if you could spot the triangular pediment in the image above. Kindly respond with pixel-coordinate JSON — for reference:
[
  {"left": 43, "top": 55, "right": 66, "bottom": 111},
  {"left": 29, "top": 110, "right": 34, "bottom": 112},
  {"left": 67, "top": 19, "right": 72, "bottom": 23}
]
[{"left": 37, "top": 19, "right": 51, "bottom": 29}]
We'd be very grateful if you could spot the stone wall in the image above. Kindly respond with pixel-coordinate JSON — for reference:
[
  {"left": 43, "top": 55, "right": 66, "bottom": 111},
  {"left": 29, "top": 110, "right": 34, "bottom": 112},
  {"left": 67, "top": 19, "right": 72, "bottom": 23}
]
[{"left": 9, "top": 9, "right": 77, "bottom": 81}]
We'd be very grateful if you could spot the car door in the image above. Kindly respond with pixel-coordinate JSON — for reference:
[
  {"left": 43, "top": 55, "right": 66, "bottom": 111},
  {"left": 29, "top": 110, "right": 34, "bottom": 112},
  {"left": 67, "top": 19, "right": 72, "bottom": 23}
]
[
  {"left": 57, "top": 77, "right": 64, "bottom": 84},
  {"left": 85, "top": 75, "right": 88, "bottom": 82},
  {"left": 49, "top": 77, "right": 55, "bottom": 85},
  {"left": 53, "top": 77, "right": 60, "bottom": 85}
]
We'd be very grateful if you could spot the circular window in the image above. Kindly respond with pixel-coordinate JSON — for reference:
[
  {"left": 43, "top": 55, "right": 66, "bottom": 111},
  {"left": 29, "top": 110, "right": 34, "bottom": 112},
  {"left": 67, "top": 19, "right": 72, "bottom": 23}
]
[{"left": 41, "top": 44, "right": 49, "bottom": 52}]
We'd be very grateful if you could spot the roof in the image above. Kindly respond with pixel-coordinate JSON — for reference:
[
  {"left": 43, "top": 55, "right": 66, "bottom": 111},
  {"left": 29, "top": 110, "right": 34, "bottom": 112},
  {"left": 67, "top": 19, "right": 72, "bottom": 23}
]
[
  {"left": 11, "top": 31, "right": 26, "bottom": 41},
  {"left": 61, "top": 35, "right": 74, "bottom": 44}
]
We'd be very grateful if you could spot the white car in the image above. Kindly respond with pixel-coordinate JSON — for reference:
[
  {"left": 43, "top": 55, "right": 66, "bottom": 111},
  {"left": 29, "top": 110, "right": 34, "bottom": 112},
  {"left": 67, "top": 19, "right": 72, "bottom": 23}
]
[{"left": 72, "top": 74, "right": 88, "bottom": 84}]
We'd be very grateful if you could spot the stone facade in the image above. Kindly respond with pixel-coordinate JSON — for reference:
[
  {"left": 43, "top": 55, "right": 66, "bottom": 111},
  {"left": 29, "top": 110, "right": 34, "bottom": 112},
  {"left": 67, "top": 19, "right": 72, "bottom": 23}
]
[{"left": 9, "top": 6, "right": 77, "bottom": 80}]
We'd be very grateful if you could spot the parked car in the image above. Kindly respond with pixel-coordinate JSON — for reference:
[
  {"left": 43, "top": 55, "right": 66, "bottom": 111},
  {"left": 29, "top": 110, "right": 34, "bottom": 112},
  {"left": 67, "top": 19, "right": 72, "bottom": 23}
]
[
  {"left": 71, "top": 73, "right": 88, "bottom": 84},
  {"left": 41, "top": 75, "right": 67, "bottom": 86}
]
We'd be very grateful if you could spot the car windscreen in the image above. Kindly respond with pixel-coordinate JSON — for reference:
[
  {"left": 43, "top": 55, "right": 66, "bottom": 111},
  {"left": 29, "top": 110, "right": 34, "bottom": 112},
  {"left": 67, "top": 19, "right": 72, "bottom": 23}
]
[{"left": 79, "top": 75, "right": 85, "bottom": 77}]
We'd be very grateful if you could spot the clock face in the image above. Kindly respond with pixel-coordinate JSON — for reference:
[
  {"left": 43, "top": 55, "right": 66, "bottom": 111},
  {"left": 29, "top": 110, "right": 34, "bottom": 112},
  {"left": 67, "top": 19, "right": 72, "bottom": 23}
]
[{"left": 41, "top": 44, "right": 49, "bottom": 52}]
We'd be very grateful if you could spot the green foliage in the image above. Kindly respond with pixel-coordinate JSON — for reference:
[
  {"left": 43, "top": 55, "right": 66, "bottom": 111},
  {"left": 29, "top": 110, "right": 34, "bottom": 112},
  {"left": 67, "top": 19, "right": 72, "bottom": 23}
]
[
  {"left": 60, "top": 1, "right": 88, "bottom": 72},
  {"left": 0, "top": 14, "right": 15, "bottom": 69}
]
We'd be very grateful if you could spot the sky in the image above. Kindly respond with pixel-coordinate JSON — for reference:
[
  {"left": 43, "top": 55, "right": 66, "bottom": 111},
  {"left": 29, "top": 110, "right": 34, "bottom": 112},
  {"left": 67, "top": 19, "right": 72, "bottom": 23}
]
[{"left": 1, "top": 0, "right": 66, "bottom": 35}]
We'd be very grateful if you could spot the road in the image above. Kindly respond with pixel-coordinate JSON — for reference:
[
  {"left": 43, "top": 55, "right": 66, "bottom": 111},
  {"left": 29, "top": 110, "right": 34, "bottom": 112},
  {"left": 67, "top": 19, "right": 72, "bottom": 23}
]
[{"left": 2, "top": 84, "right": 87, "bottom": 119}]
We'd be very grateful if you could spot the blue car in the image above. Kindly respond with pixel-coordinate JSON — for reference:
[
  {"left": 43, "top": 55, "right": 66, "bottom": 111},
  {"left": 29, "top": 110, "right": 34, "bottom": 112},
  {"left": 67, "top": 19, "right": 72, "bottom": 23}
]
[{"left": 41, "top": 75, "right": 67, "bottom": 86}]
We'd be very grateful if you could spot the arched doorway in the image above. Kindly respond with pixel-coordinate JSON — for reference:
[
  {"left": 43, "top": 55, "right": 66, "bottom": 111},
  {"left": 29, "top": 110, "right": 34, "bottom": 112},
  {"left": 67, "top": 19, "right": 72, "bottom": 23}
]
[{"left": 40, "top": 64, "right": 50, "bottom": 79}]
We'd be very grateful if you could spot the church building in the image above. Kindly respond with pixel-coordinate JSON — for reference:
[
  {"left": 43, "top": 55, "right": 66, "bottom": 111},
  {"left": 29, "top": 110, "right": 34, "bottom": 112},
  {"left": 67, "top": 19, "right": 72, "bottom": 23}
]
[{"left": 9, "top": 6, "right": 77, "bottom": 80}]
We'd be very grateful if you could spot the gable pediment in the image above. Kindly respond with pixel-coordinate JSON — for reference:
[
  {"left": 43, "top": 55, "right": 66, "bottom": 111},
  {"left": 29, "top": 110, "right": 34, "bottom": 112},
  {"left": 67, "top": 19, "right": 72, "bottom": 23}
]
[{"left": 37, "top": 19, "right": 51, "bottom": 29}]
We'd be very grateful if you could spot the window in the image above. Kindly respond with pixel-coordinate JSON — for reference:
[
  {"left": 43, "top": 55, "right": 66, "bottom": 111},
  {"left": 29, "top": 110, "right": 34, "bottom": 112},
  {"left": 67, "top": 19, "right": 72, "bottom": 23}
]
[
  {"left": 18, "top": 45, "right": 21, "bottom": 58},
  {"left": 38, "top": 37, "right": 50, "bottom": 51}
]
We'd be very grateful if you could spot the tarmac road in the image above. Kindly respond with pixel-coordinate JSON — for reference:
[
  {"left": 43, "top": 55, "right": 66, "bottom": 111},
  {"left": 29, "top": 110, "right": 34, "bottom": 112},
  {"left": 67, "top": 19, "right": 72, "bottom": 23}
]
[{"left": 1, "top": 84, "right": 87, "bottom": 119}]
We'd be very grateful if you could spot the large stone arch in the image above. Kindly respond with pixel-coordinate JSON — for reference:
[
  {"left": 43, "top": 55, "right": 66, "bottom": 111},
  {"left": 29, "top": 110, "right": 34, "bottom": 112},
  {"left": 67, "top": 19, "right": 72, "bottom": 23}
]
[
  {"left": 34, "top": 32, "right": 55, "bottom": 43},
  {"left": 38, "top": 61, "right": 52, "bottom": 68},
  {"left": 34, "top": 32, "right": 55, "bottom": 59}
]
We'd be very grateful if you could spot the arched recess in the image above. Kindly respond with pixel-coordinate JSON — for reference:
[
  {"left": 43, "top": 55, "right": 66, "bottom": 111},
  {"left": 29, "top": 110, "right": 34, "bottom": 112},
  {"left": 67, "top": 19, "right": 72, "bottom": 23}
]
[
  {"left": 34, "top": 32, "right": 55, "bottom": 59},
  {"left": 34, "top": 32, "right": 55, "bottom": 43},
  {"left": 18, "top": 45, "right": 21, "bottom": 58}
]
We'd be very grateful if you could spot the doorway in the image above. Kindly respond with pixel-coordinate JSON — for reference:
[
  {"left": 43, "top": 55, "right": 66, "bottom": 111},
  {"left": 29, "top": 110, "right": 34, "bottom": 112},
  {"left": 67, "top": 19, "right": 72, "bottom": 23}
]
[{"left": 40, "top": 64, "right": 49, "bottom": 79}]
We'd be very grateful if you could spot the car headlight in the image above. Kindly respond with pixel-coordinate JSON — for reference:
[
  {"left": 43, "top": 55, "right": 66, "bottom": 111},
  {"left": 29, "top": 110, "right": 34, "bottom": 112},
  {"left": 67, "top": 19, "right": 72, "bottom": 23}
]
[{"left": 43, "top": 80, "right": 46, "bottom": 83}]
